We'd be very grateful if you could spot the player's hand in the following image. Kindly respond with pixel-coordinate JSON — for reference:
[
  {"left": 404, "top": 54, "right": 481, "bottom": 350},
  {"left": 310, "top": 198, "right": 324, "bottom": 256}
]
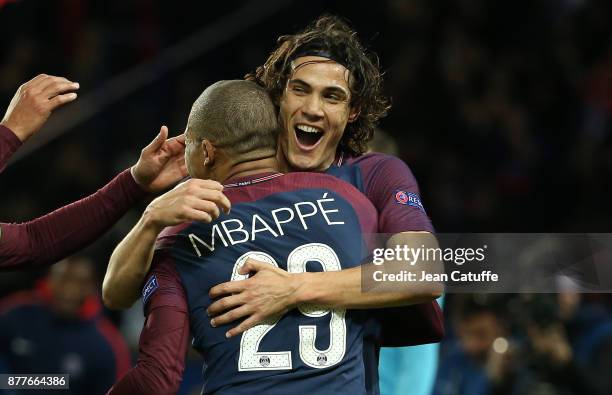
[
  {"left": 142, "top": 178, "right": 231, "bottom": 231},
  {"left": 1, "top": 74, "right": 79, "bottom": 142},
  {"left": 131, "top": 125, "right": 189, "bottom": 192},
  {"left": 207, "top": 259, "right": 302, "bottom": 338}
]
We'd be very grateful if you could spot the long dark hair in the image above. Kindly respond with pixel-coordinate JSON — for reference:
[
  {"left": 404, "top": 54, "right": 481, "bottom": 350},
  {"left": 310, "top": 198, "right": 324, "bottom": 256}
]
[{"left": 246, "top": 15, "right": 391, "bottom": 156}]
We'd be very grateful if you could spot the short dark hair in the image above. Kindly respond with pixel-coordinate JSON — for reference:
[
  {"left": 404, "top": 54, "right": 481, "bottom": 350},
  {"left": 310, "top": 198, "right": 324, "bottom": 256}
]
[
  {"left": 246, "top": 15, "right": 391, "bottom": 156},
  {"left": 188, "top": 80, "right": 278, "bottom": 158}
]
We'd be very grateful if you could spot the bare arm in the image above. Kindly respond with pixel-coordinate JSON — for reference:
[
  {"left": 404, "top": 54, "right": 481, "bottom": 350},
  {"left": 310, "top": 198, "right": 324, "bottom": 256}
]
[
  {"left": 103, "top": 216, "right": 160, "bottom": 310},
  {"left": 208, "top": 231, "right": 444, "bottom": 338},
  {"left": 292, "top": 232, "right": 443, "bottom": 307},
  {"left": 102, "top": 179, "right": 231, "bottom": 310}
]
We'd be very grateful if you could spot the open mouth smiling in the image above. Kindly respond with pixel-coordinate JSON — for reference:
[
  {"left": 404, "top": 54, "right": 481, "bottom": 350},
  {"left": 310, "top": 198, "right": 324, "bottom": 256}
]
[{"left": 294, "top": 124, "right": 324, "bottom": 150}]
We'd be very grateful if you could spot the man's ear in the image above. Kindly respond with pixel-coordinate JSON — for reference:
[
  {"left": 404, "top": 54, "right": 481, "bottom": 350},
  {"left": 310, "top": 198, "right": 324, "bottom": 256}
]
[
  {"left": 202, "top": 139, "right": 215, "bottom": 167},
  {"left": 348, "top": 106, "right": 360, "bottom": 123}
]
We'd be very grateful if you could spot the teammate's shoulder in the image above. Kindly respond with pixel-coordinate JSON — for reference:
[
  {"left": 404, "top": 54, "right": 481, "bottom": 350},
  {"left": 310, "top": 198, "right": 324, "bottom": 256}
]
[
  {"left": 282, "top": 171, "right": 358, "bottom": 191},
  {"left": 158, "top": 222, "right": 193, "bottom": 238},
  {"left": 156, "top": 222, "right": 194, "bottom": 251},
  {"left": 343, "top": 152, "right": 415, "bottom": 178},
  {"left": 284, "top": 171, "right": 340, "bottom": 183},
  {"left": 346, "top": 152, "right": 407, "bottom": 167}
]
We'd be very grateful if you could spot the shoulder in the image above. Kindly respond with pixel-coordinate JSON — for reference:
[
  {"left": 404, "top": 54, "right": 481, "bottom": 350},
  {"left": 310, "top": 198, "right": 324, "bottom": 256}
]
[
  {"left": 253, "top": 172, "right": 361, "bottom": 197},
  {"left": 338, "top": 152, "right": 420, "bottom": 196},
  {"left": 283, "top": 172, "right": 371, "bottom": 202},
  {"left": 156, "top": 222, "right": 193, "bottom": 251},
  {"left": 345, "top": 151, "right": 392, "bottom": 164},
  {"left": 283, "top": 171, "right": 348, "bottom": 187},
  {"left": 345, "top": 152, "right": 415, "bottom": 174}
]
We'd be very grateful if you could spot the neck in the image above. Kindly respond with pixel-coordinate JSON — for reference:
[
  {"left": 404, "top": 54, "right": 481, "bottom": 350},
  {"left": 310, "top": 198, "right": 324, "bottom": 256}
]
[
  {"left": 275, "top": 147, "right": 338, "bottom": 173},
  {"left": 221, "top": 156, "right": 280, "bottom": 183},
  {"left": 276, "top": 147, "right": 292, "bottom": 172}
]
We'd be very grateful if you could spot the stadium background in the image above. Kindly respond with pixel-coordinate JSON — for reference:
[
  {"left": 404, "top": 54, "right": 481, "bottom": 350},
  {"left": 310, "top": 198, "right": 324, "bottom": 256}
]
[{"left": 1, "top": 0, "right": 612, "bottom": 394}]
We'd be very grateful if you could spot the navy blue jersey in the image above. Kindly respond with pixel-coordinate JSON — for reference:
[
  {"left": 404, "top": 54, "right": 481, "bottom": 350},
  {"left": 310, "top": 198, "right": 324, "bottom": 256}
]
[{"left": 148, "top": 172, "right": 377, "bottom": 395}]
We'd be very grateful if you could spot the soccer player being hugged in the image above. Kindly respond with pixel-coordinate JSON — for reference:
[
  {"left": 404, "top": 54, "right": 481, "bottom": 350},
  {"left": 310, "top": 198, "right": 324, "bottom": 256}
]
[{"left": 105, "top": 80, "right": 440, "bottom": 395}]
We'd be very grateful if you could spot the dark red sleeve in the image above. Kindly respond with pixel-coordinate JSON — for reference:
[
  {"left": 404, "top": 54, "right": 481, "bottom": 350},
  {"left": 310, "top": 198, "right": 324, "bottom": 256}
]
[
  {"left": 0, "top": 125, "right": 22, "bottom": 173},
  {"left": 359, "top": 154, "right": 443, "bottom": 346},
  {"left": 360, "top": 154, "right": 434, "bottom": 234},
  {"left": 107, "top": 252, "right": 190, "bottom": 395},
  {"left": 0, "top": 169, "right": 147, "bottom": 270}
]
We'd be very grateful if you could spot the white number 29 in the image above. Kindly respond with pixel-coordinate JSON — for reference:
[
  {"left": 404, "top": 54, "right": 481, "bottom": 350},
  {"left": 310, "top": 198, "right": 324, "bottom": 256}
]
[{"left": 232, "top": 243, "right": 347, "bottom": 371}]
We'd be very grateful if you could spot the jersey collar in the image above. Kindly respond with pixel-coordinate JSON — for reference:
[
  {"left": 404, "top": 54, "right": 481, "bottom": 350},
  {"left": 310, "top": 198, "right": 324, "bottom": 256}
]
[{"left": 223, "top": 172, "right": 284, "bottom": 189}]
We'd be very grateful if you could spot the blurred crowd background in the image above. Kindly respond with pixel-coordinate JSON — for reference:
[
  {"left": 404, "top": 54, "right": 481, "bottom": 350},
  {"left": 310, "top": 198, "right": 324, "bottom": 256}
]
[{"left": 1, "top": 1, "right": 612, "bottom": 394}]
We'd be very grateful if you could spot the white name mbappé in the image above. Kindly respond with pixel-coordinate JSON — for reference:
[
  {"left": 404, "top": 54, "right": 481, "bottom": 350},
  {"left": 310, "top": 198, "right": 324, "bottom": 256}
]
[{"left": 188, "top": 193, "right": 345, "bottom": 256}]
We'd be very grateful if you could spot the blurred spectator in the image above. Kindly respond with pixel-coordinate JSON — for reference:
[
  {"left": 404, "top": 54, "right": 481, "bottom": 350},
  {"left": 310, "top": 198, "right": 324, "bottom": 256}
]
[
  {"left": 434, "top": 296, "right": 515, "bottom": 395},
  {"left": 0, "top": 256, "right": 130, "bottom": 395},
  {"left": 504, "top": 290, "right": 612, "bottom": 395},
  {"left": 436, "top": 292, "right": 612, "bottom": 395}
]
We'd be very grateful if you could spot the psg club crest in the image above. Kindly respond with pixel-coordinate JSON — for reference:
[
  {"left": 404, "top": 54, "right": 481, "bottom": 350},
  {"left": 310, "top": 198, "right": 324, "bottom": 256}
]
[
  {"left": 394, "top": 190, "right": 426, "bottom": 213},
  {"left": 259, "top": 356, "right": 271, "bottom": 367}
]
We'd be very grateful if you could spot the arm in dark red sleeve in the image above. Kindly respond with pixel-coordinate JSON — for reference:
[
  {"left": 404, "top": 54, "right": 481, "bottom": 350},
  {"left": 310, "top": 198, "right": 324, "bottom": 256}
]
[
  {"left": 362, "top": 154, "right": 433, "bottom": 234},
  {"left": 107, "top": 252, "right": 189, "bottom": 395},
  {"left": 0, "top": 125, "right": 22, "bottom": 173},
  {"left": 361, "top": 154, "right": 443, "bottom": 346},
  {"left": 0, "top": 169, "right": 147, "bottom": 270}
]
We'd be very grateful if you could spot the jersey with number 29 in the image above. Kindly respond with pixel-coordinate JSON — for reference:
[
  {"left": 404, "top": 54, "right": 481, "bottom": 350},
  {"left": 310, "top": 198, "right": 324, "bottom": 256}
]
[{"left": 147, "top": 172, "right": 378, "bottom": 395}]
